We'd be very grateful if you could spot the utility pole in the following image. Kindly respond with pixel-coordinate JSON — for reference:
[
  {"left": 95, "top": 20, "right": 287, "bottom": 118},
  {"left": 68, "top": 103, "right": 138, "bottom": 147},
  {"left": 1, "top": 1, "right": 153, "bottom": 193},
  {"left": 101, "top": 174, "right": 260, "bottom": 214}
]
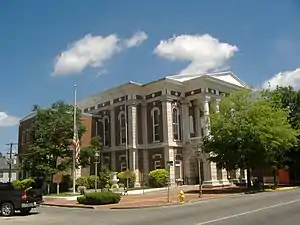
[{"left": 6, "top": 142, "right": 18, "bottom": 183}]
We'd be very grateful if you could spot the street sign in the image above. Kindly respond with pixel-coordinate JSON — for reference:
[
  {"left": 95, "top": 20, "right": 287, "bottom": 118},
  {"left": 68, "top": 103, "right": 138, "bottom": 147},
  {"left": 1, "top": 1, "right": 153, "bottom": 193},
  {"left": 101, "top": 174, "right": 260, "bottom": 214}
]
[{"left": 53, "top": 172, "right": 63, "bottom": 184}]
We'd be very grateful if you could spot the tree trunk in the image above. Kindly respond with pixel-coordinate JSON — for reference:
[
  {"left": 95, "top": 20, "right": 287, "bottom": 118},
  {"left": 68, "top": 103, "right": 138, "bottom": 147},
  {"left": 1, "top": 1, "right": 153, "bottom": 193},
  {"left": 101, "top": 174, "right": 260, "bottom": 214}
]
[
  {"left": 272, "top": 166, "right": 278, "bottom": 189},
  {"left": 246, "top": 167, "right": 252, "bottom": 188}
]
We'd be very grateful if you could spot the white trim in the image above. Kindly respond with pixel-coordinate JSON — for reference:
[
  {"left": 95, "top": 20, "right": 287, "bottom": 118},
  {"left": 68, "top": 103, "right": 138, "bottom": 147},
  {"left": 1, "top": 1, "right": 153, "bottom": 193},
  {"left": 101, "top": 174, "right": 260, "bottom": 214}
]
[
  {"left": 118, "top": 154, "right": 126, "bottom": 161},
  {"left": 151, "top": 107, "right": 161, "bottom": 142},
  {"left": 154, "top": 160, "right": 162, "bottom": 169},
  {"left": 172, "top": 107, "right": 181, "bottom": 141},
  {"left": 152, "top": 153, "right": 162, "bottom": 159}
]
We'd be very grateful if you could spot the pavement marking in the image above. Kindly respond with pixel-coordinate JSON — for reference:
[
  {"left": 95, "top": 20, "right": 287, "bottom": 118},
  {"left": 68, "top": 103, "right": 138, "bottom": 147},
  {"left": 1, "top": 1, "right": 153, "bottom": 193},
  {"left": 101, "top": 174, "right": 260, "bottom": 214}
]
[{"left": 196, "top": 198, "right": 300, "bottom": 225}]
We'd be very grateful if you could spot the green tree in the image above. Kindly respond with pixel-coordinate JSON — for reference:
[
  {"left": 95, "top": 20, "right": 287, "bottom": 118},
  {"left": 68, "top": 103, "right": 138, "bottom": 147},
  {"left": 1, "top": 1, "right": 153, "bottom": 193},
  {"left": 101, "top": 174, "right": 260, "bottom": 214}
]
[
  {"left": 263, "top": 86, "right": 300, "bottom": 182},
  {"left": 22, "top": 101, "right": 86, "bottom": 181},
  {"left": 78, "top": 136, "right": 102, "bottom": 168},
  {"left": 202, "top": 90, "right": 298, "bottom": 187}
]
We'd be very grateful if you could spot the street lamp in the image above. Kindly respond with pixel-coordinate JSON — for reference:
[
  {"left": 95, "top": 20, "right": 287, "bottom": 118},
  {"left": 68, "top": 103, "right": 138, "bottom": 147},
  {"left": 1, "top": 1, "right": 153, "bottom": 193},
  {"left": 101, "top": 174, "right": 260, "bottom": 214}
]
[
  {"left": 196, "top": 149, "right": 203, "bottom": 198},
  {"left": 94, "top": 152, "right": 100, "bottom": 192}
]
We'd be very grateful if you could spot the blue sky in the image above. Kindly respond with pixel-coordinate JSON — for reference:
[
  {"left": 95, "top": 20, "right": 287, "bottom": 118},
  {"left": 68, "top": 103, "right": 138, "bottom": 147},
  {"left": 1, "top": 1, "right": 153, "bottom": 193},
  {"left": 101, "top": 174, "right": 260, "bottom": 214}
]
[{"left": 0, "top": 0, "right": 300, "bottom": 153}]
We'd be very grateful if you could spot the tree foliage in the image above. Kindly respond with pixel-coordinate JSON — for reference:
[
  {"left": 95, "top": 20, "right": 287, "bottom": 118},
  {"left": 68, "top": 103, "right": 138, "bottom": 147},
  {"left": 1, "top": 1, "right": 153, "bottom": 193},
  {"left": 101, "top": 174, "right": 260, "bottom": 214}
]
[
  {"left": 263, "top": 86, "right": 300, "bottom": 180},
  {"left": 202, "top": 89, "right": 298, "bottom": 184},
  {"left": 78, "top": 136, "right": 102, "bottom": 167},
  {"left": 22, "top": 101, "right": 86, "bottom": 180}
]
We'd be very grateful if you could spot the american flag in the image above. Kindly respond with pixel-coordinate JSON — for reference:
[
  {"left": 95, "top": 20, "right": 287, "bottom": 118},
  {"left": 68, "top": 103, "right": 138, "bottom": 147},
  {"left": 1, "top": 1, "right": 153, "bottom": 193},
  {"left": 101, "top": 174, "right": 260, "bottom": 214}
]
[{"left": 72, "top": 125, "right": 80, "bottom": 162}]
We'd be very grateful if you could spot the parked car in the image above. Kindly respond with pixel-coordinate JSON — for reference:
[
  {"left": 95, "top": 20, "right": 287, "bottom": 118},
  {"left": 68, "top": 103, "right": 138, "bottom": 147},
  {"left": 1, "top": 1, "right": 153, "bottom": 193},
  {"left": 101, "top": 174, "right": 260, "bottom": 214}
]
[{"left": 0, "top": 182, "right": 43, "bottom": 217}]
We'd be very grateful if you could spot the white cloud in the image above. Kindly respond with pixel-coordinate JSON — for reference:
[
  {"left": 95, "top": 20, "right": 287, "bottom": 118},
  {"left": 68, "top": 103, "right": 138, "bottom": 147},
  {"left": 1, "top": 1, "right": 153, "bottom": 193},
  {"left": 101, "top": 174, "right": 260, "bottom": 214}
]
[
  {"left": 0, "top": 112, "right": 20, "bottom": 127},
  {"left": 124, "top": 31, "right": 148, "bottom": 48},
  {"left": 53, "top": 31, "right": 148, "bottom": 76},
  {"left": 154, "top": 34, "right": 238, "bottom": 74},
  {"left": 263, "top": 68, "right": 300, "bottom": 89}
]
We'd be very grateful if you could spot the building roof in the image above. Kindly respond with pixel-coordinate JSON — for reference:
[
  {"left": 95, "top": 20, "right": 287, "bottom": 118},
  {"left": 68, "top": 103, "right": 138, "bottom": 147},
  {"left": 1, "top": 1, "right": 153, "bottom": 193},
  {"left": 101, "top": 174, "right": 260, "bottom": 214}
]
[
  {"left": 166, "top": 71, "right": 250, "bottom": 88},
  {"left": 19, "top": 111, "right": 94, "bottom": 124}
]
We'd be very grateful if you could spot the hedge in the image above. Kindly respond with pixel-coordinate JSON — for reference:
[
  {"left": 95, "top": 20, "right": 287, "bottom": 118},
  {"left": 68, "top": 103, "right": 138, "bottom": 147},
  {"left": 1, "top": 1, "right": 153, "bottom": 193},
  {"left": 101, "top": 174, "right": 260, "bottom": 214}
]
[
  {"left": 77, "top": 192, "right": 121, "bottom": 205},
  {"left": 148, "top": 169, "right": 169, "bottom": 188}
]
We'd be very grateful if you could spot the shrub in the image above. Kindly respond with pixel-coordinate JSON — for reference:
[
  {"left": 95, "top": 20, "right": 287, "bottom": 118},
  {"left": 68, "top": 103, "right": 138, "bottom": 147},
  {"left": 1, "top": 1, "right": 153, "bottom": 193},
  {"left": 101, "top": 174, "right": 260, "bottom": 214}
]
[
  {"left": 12, "top": 178, "right": 35, "bottom": 189},
  {"left": 77, "top": 192, "right": 121, "bottom": 205},
  {"left": 148, "top": 169, "right": 169, "bottom": 188},
  {"left": 87, "top": 175, "right": 98, "bottom": 189},
  {"left": 21, "top": 178, "right": 35, "bottom": 189},
  {"left": 76, "top": 176, "right": 89, "bottom": 189},
  {"left": 117, "top": 170, "right": 136, "bottom": 188},
  {"left": 98, "top": 168, "right": 111, "bottom": 189},
  {"left": 12, "top": 180, "right": 22, "bottom": 189},
  {"left": 118, "top": 183, "right": 125, "bottom": 189}
]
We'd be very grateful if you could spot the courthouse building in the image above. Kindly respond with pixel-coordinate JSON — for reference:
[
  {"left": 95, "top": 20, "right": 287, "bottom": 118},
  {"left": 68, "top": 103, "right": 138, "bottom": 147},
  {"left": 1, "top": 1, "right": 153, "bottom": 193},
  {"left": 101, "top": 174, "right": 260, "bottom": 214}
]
[{"left": 77, "top": 71, "right": 250, "bottom": 187}]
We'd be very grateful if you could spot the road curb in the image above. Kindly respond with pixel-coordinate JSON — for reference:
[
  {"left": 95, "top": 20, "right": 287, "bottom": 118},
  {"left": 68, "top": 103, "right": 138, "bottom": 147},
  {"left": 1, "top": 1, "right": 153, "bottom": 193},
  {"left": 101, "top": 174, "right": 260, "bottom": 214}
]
[
  {"left": 110, "top": 202, "right": 180, "bottom": 210},
  {"left": 42, "top": 203, "right": 96, "bottom": 209}
]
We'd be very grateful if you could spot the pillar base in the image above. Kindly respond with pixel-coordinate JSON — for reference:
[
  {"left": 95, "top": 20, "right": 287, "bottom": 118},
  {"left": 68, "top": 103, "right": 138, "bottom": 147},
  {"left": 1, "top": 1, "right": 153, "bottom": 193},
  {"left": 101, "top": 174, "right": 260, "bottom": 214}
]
[
  {"left": 134, "top": 182, "right": 141, "bottom": 188},
  {"left": 202, "top": 180, "right": 221, "bottom": 188},
  {"left": 202, "top": 179, "right": 232, "bottom": 188},
  {"left": 220, "top": 179, "right": 231, "bottom": 186}
]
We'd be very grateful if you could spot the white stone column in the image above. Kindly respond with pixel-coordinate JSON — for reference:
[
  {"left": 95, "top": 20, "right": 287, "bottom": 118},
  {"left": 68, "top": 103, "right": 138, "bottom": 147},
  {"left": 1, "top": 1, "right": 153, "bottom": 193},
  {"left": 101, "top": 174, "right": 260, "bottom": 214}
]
[
  {"left": 164, "top": 146, "right": 176, "bottom": 186},
  {"left": 127, "top": 102, "right": 140, "bottom": 187},
  {"left": 128, "top": 104, "right": 137, "bottom": 148},
  {"left": 130, "top": 149, "right": 140, "bottom": 187},
  {"left": 203, "top": 95, "right": 211, "bottom": 136},
  {"left": 202, "top": 95, "right": 220, "bottom": 187},
  {"left": 111, "top": 151, "right": 116, "bottom": 172},
  {"left": 142, "top": 149, "right": 149, "bottom": 184},
  {"left": 110, "top": 108, "right": 116, "bottom": 148},
  {"left": 162, "top": 100, "right": 173, "bottom": 144}
]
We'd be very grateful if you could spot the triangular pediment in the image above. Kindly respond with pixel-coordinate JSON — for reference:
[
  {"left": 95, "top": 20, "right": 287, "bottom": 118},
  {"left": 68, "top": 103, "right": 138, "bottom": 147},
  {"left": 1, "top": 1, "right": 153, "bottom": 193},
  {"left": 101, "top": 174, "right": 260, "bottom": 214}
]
[
  {"left": 166, "top": 71, "right": 249, "bottom": 88},
  {"left": 207, "top": 71, "right": 250, "bottom": 88}
]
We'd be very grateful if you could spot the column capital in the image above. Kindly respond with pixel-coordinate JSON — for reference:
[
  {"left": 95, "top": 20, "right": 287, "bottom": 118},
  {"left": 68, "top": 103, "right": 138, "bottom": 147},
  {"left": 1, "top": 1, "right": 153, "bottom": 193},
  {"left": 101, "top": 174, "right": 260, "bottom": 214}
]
[
  {"left": 180, "top": 99, "right": 190, "bottom": 105},
  {"left": 215, "top": 98, "right": 221, "bottom": 103},
  {"left": 204, "top": 95, "right": 211, "bottom": 103}
]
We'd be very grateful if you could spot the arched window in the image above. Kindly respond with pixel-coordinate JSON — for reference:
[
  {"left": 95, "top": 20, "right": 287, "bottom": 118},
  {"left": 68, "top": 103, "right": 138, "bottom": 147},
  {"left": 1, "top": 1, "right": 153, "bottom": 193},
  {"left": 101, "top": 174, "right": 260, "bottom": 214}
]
[
  {"left": 151, "top": 107, "right": 160, "bottom": 142},
  {"left": 118, "top": 111, "right": 126, "bottom": 144},
  {"left": 102, "top": 116, "right": 110, "bottom": 146},
  {"left": 172, "top": 107, "right": 181, "bottom": 140}
]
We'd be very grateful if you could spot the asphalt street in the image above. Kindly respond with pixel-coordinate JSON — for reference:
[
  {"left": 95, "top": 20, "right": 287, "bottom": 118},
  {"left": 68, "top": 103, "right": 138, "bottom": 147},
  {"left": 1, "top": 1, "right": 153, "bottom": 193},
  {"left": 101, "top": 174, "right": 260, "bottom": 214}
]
[{"left": 1, "top": 188, "right": 300, "bottom": 225}]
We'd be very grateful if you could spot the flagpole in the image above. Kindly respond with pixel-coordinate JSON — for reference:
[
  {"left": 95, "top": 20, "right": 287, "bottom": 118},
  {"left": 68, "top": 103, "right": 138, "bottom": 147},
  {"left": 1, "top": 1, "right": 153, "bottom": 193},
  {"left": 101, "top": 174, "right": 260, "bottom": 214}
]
[{"left": 72, "top": 84, "right": 77, "bottom": 194}]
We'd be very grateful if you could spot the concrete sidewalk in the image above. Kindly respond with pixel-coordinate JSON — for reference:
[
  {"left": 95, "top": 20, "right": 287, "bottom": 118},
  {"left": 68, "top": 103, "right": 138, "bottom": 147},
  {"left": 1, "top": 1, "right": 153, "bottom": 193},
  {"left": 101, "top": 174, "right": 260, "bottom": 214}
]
[{"left": 42, "top": 185, "right": 237, "bottom": 209}]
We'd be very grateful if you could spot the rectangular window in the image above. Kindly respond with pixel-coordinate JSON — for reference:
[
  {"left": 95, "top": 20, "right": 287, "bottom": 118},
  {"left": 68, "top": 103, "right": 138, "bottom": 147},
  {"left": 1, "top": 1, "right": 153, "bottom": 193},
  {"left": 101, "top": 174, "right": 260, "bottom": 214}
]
[
  {"left": 120, "top": 114, "right": 126, "bottom": 144},
  {"left": 21, "top": 131, "right": 26, "bottom": 144},
  {"left": 153, "top": 110, "right": 160, "bottom": 142},
  {"left": 0, "top": 172, "right": 3, "bottom": 178},
  {"left": 26, "top": 131, "right": 31, "bottom": 143}
]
